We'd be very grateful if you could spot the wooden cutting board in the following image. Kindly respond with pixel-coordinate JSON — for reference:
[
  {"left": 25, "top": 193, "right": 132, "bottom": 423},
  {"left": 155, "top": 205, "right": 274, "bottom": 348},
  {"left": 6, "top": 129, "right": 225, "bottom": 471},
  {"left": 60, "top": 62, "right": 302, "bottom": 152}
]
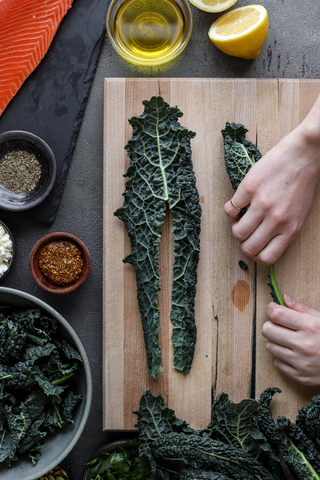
[{"left": 103, "top": 78, "right": 320, "bottom": 431}]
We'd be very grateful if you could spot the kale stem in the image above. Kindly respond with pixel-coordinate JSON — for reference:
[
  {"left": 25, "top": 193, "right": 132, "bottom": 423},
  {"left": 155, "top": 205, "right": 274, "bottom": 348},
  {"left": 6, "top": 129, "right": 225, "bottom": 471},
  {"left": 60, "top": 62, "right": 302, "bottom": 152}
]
[
  {"left": 269, "top": 264, "right": 286, "bottom": 306},
  {"left": 52, "top": 373, "right": 74, "bottom": 385}
]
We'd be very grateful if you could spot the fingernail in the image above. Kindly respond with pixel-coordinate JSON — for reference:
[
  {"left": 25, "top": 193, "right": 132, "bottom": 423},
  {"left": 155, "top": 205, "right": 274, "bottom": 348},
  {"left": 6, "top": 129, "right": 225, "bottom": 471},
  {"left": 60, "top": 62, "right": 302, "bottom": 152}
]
[{"left": 283, "top": 293, "right": 293, "bottom": 306}]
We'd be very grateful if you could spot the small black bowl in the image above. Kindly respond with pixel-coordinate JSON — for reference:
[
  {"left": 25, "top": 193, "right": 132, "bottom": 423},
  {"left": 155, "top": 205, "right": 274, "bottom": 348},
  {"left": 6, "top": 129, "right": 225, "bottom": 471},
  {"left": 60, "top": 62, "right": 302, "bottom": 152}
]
[
  {"left": 0, "top": 130, "right": 57, "bottom": 211},
  {"left": 0, "top": 220, "right": 15, "bottom": 281}
]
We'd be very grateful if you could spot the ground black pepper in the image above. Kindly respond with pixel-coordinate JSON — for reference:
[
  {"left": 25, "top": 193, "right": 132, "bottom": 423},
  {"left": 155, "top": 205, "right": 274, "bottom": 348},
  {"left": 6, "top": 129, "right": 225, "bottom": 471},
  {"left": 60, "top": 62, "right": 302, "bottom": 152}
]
[
  {"left": 0, "top": 149, "right": 41, "bottom": 194},
  {"left": 38, "top": 240, "right": 84, "bottom": 286}
]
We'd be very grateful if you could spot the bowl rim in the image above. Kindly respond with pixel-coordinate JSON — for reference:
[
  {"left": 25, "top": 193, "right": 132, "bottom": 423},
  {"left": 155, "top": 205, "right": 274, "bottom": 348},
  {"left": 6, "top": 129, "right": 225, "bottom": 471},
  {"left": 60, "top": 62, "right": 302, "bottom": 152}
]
[
  {"left": 0, "top": 220, "right": 15, "bottom": 281},
  {"left": 0, "top": 286, "right": 93, "bottom": 480},
  {"left": 29, "top": 232, "right": 91, "bottom": 294},
  {"left": 0, "top": 130, "right": 57, "bottom": 211},
  {"left": 106, "top": 0, "right": 193, "bottom": 66}
]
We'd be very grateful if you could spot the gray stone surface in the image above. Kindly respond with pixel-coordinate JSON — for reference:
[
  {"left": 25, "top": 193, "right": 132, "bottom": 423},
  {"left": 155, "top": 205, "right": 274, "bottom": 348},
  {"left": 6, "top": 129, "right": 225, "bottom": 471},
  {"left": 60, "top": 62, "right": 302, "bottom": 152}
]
[{"left": 1, "top": 0, "right": 320, "bottom": 479}]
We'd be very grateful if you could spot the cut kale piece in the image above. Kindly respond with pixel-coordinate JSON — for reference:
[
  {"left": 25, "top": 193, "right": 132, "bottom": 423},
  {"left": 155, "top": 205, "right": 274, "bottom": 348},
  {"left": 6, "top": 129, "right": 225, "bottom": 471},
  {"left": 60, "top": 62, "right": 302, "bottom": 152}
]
[
  {"left": 0, "top": 304, "right": 83, "bottom": 465},
  {"left": 115, "top": 96, "right": 202, "bottom": 378}
]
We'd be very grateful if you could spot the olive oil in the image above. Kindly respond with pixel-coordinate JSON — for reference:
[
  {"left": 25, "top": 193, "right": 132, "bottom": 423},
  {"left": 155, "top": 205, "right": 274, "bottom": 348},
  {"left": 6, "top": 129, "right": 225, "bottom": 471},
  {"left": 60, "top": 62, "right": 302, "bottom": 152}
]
[{"left": 108, "top": 0, "right": 191, "bottom": 65}]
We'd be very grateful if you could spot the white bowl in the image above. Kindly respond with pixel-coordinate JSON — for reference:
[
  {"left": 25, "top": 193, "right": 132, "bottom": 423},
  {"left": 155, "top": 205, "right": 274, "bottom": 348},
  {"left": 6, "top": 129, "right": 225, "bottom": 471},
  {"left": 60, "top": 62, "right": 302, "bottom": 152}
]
[{"left": 0, "top": 287, "right": 92, "bottom": 480}]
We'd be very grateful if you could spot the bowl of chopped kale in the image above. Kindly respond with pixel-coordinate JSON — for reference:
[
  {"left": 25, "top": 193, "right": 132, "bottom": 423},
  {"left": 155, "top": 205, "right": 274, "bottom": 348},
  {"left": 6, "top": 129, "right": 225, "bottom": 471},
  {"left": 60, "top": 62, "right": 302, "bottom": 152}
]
[{"left": 0, "top": 287, "right": 92, "bottom": 480}]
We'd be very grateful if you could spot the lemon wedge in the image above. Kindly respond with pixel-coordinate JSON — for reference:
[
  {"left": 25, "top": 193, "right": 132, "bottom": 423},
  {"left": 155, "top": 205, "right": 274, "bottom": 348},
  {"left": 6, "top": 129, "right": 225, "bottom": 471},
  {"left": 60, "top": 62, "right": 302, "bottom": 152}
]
[
  {"left": 208, "top": 4, "right": 269, "bottom": 59},
  {"left": 188, "top": 0, "right": 238, "bottom": 13}
]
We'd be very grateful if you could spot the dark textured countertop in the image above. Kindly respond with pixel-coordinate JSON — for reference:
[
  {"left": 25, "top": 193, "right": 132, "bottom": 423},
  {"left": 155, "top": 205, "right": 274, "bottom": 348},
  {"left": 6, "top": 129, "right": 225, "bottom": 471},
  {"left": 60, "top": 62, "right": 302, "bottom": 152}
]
[{"left": 1, "top": 1, "right": 320, "bottom": 479}]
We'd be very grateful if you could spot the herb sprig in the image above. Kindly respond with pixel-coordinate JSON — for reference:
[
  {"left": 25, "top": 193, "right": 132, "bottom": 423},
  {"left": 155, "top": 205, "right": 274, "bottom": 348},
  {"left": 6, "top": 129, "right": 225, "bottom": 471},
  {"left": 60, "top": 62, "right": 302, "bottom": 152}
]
[{"left": 83, "top": 438, "right": 157, "bottom": 480}]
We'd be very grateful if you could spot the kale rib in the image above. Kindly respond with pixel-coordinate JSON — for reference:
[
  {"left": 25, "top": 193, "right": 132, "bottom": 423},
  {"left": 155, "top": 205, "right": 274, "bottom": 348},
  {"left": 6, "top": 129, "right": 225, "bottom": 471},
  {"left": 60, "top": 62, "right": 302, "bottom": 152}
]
[{"left": 115, "top": 97, "right": 201, "bottom": 378}]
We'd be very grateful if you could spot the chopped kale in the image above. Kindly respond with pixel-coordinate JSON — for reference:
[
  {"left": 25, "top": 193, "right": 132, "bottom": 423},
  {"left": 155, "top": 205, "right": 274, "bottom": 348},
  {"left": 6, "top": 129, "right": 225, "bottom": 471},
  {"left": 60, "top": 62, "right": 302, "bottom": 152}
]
[
  {"left": 0, "top": 304, "right": 82, "bottom": 465},
  {"left": 115, "top": 96, "right": 202, "bottom": 378}
]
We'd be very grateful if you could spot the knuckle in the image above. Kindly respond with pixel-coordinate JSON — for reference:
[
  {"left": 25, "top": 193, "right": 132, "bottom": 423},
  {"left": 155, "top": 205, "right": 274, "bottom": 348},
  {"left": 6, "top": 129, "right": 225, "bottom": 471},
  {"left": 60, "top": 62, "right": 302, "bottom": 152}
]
[
  {"left": 285, "top": 221, "right": 301, "bottom": 239},
  {"left": 240, "top": 243, "right": 255, "bottom": 258},
  {"left": 298, "top": 340, "right": 316, "bottom": 357},
  {"left": 256, "top": 251, "right": 276, "bottom": 265},
  {"left": 244, "top": 178, "right": 259, "bottom": 197},
  {"left": 267, "top": 305, "right": 282, "bottom": 321}
]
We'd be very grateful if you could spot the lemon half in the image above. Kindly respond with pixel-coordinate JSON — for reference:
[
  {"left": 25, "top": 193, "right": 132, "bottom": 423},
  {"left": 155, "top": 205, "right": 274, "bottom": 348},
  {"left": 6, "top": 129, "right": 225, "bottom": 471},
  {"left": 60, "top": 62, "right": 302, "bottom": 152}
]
[
  {"left": 208, "top": 4, "right": 269, "bottom": 59},
  {"left": 188, "top": 0, "right": 238, "bottom": 13}
]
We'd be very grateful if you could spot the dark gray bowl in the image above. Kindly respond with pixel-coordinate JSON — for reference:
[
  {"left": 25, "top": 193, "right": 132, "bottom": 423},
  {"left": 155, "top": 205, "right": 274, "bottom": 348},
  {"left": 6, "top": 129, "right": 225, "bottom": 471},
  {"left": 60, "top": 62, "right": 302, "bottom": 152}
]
[
  {"left": 0, "top": 287, "right": 92, "bottom": 480},
  {"left": 0, "top": 131, "right": 57, "bottom": 211}
]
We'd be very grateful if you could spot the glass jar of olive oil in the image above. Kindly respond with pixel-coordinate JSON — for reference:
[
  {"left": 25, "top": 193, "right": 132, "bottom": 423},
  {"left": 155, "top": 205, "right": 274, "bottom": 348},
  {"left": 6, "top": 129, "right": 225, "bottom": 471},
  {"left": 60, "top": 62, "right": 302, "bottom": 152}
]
[{"left": 106, "top": 0, "right": 193, "bottom": 66}]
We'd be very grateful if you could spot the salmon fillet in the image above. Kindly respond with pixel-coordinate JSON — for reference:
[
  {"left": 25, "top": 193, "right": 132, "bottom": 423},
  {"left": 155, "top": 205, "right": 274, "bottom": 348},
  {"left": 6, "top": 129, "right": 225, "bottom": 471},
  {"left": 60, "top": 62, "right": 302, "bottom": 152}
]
[{"left": 0, "top": 0, "right": 73, "bottom": 117}]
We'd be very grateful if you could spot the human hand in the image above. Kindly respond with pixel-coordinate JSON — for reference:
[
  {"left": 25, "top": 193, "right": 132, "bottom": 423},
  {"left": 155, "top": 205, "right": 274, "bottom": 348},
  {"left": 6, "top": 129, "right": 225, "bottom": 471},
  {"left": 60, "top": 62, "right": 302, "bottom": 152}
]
[
  {"left": 262, "top": 294, "right": 320, "bottom": 387},
  {"left": 224, "top": 97, "right": 320, "bottom": 265}
]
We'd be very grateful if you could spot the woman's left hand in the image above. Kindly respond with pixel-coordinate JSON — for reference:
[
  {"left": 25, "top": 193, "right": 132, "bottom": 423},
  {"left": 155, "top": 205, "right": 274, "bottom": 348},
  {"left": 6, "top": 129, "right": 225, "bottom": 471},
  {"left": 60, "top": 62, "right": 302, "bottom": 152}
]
[{"left": 262, "top": 294, "right": 320, "bottom": 386}]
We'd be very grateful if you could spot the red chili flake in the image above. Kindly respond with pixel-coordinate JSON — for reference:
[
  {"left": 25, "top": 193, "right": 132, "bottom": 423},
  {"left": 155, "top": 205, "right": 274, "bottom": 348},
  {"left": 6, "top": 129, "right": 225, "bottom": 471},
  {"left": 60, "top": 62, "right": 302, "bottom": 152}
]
[{"left": 38, "top": 240, "right": 84, "bottom": 286}]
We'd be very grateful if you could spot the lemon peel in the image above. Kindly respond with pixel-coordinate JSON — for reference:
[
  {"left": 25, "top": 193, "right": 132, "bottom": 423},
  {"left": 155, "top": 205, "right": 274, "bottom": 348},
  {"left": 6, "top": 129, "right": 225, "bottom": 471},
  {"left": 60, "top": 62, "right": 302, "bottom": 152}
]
[
  {"left": 188, "top": 0, "right": 238, "bottom": 13},
  {"left": 208, "top": 4, "right": 269, "bottom": 59}
]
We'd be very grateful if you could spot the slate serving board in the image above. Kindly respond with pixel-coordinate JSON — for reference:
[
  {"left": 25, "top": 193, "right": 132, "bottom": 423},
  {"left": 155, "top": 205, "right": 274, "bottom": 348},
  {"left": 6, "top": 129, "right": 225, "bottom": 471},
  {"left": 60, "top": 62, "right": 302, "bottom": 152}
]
[
  {"left": 103, "top": 77, "right": 320, "bottom": 431},
  {"left": 0, "top": 0, "right": 108, "bottom": 224}
]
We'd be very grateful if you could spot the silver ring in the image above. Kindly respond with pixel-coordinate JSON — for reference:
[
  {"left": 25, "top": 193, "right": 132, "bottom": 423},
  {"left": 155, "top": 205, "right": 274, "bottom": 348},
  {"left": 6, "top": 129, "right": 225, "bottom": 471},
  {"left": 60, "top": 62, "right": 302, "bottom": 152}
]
[{"left": 230, "top": 199, "right": 242, "bottom": 210}]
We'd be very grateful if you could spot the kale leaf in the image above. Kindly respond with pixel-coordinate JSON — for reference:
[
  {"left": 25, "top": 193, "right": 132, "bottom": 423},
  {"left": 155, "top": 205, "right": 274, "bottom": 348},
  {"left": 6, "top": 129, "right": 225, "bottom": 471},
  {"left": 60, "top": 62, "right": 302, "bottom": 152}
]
[
  {"left": 222, "top": 122, "right": 284, "bottom": 305},
  {"left": 134, "top": 390, "right": 280, "bottom": 480},
  {"left": 0, "top": 304, "right": 83, "bottom": 465},
  {"left": 115, "top": 96, "right": 202, "bottom": 378},
  {"left": 257, "top": 388, "right": 320, "bottom": 480},
  {"left": 222, "top": 122, "right": 262, "bottom": 192}
]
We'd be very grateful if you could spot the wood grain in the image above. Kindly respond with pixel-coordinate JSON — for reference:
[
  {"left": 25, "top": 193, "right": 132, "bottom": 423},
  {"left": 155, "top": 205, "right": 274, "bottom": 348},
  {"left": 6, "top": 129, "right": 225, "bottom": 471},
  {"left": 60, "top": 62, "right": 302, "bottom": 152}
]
[{"left": 103, "top": 78, "right": 320, "bottom": 431}]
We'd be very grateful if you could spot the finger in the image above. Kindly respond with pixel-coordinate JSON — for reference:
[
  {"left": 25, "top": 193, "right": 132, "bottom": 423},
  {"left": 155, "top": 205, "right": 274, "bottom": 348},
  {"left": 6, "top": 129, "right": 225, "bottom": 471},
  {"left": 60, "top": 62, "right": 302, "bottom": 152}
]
[
  {"left": 266, "top": 303, "right": 306, "bottom": 331},
  {"left": 261, "top": 319, "right": 298, "bottom": 347},
  {"left": 265, "top": 340, "right": 294, "bottom": 364},
  {"left": 273, "top": 358, "right": 299, "bottom": 381},
  {"left": 283, "top": 293, "right": 320, "bottom": 318},
  {"left": 231, "top": 206, "right": 263, "bottom": 242},
  {"left": 224, "top": 198, "right": 243, "bottom": 218},
  {"left": 249, "top": 233, "right": 293, "bottom": 265}
]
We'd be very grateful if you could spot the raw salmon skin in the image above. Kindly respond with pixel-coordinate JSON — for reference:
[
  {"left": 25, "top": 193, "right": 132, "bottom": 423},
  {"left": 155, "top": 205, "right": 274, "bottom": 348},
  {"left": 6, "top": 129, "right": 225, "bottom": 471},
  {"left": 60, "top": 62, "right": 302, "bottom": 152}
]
[{"left": 0, "top": 0, "right": 73, "bottom": 117}]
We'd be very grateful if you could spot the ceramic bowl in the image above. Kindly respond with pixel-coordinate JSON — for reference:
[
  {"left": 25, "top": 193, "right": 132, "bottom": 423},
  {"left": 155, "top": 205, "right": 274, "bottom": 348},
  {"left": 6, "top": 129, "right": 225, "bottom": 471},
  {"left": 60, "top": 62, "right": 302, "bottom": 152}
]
[
  {"left": 0, "top": 130, "right": 57, "bottom": 211},
  {"left": 81, "top": 439, "right": 134, "bottom": 480},
  {"left": 0, "top": 220, "right": 15, "bottom": 281},
  {"left": 29, "top": 232, "right": 91, "bottom": 294},
  {"left": 0, "top": 287, "right": 92, "bottom": 480},
  {"left": 106, "top": 0, "right": 193, "bottom": 66}
]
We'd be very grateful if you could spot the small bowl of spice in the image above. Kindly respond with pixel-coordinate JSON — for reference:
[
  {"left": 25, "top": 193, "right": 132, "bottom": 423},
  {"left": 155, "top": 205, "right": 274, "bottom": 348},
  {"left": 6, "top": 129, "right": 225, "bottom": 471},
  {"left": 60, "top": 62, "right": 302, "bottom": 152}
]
[
  {"left": 29, "top": 232, "right": 91, "bottom": 294},
  {"left": 0, "top": 220, "right": 15, "bottom": 281},
  {"left": 0, "top": 130, "right": 57, "bottom": 211}
]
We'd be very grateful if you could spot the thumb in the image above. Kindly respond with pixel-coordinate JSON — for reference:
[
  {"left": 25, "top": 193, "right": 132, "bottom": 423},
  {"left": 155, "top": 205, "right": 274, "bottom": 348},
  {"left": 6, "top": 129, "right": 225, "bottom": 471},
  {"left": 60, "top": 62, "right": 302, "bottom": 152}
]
[{"left": 283, "top": 293, "right": 320, "bottom": 317}]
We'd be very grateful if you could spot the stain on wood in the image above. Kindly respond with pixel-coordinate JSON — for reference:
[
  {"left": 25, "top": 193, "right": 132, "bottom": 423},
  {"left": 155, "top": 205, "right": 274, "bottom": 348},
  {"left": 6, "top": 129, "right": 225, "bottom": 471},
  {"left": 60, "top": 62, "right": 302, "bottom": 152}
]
[{"left": 232, "top": 280, "right": 251, "bottom": 311}]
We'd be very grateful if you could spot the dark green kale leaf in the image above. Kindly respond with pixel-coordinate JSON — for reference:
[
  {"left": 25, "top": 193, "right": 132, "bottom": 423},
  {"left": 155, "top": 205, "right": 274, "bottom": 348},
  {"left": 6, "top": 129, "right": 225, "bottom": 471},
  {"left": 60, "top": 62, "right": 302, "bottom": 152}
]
[
  {"left": 222, "top": 122, "right": 262, "bottom": 191},
  {"left": 222, "top": 122, "right": 284, "bottom": 306},
  {"left": 204, "top": 392, "right": 282, "bottom": 477},
  {"left": 0, "top": 304, "right": 83, "bottom": 466},
  {"left": 115, "top": 96, "right": 202, "bottom": 378},
  {"left": 257, "top": 388, "right": 320, "bottom": 480},
  {"left": 296, "top": 395, "right": 320, "bottom": 453},
  {"left": 179, "top": 469, "right": 233, "bottom": 480},
  {"left": 135, "top": 391, "right": 280, "bottom": 480},
  {"left": 152, "top": 433, "right": 275, "bottom": 480}
]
